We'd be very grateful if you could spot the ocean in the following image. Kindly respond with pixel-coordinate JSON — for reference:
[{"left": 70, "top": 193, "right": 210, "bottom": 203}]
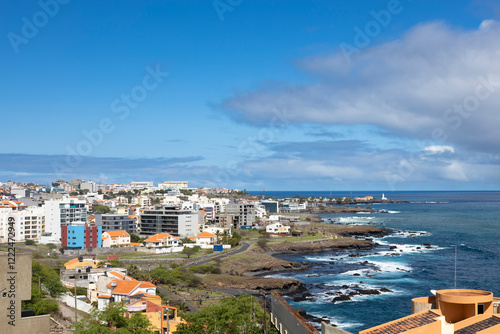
[{"left": 249, "top": 191, "right": 500, "bottom": 333}]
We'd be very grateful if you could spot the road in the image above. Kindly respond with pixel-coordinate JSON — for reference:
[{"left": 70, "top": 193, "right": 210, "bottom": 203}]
[{"left": 184, "top": 241, "right": 251, "bottom": 268}]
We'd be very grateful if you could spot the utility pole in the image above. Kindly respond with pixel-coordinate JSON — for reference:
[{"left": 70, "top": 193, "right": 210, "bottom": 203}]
[
  {"left": 74, "top": 273, "right": 78, "bottom": 323},
  {"left": 166, "top": 301, "right": 170, "bottom": 334},
  {"left": 263, "top": 292, "right": 267, "bottom": 334}
]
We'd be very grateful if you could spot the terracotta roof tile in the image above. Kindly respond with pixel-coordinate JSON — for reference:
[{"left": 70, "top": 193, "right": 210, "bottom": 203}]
[
  {"left": 144, "top": 233, "right": 173, "bottom": 242},
  {"left": 455, "top": 316, "right": 500, "bottom": 334},
  {"left": 104, "top": 230, "right": 130, "bottom": 238},
  {"left": 196, "top": 231, "right": 214, "bottom": 238},
  {"left": 364, "top": 310, "right": 439, "bottom": 334},
  {"left": 107, "top": 280, "right": 140, "bottom": 295}
]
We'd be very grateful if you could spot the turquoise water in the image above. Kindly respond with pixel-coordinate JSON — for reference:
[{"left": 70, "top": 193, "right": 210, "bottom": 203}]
[{"left": 252, "top": 191, "right": 500, "bottom": 333}]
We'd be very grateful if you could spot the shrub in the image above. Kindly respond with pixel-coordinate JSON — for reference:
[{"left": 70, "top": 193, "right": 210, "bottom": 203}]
[
  {"left": 188, "top": 264, "right": 221, "bottom": 274},
  {"left": 25, "top": 239, "right": 36, "bottom": 246}
]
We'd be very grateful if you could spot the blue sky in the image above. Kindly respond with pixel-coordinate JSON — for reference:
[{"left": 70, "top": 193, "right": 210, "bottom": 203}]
[{"left": 1, "top": 0, "right": 499, "bottom": 190}]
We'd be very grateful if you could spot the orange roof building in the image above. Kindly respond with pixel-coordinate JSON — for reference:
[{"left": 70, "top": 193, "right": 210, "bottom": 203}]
[
  {"left": 195, "top": 231, "right": 214, "bottom": 245},
  {"left": 144, "top": 233, "right": 180, "bottom": 248},
  {"left": 102, "top": 230, "right": 130, "bottom": 248},
  {"left": 359, "top": 289, "right": 500, "bottom": 334}
]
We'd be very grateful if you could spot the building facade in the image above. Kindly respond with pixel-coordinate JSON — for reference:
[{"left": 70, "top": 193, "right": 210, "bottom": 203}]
[
  {"left": 0, "top": 206, "right": 44, "bottom": 243},
  {"left": 140, "top": 206, "right": 198, "bottom": 238},
  {"left": 158, "top": 181, "right": 188, "bottom": 190},
  {"left": 44, "top": 198, "right": 87, "bottom": 244},
  {"left": 95, "top": 214, "right": 138, "bottom": 234},
  {"left": 61, "top": 223, "right": 102, "bottom": 249}
]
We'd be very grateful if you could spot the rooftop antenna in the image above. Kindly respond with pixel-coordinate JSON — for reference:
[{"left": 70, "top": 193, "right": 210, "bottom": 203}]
[{"left": 261, "top": 187, "right": 266, "bottom": 199}]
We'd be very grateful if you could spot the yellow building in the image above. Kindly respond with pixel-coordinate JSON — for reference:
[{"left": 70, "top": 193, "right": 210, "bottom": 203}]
[
  {"left": 63, "top": 256, "right": 100, "bottom": 270},
  {"left": 126, "top": 294, "right": 186, "bottom": 333},
  {"left": 360, "top": 289, "right": 500, "bottom": 334}
]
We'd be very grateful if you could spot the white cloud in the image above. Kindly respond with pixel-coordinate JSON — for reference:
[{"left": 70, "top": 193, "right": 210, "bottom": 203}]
[
  {"left": 221, "top": 20, "right": 500, "bottom": 155},
  {"left": 424, "top": 145, "right": 455, "bottom": 154}
]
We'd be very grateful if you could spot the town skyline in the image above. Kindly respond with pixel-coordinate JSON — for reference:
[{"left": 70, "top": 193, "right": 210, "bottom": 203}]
[{"left": 2, "top": 1, "right": 500, "bottom": 191}]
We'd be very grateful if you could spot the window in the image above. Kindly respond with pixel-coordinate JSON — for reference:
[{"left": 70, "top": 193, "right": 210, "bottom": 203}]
[{"left": 478, "top": 304, "right": 485, "bottom": 314}]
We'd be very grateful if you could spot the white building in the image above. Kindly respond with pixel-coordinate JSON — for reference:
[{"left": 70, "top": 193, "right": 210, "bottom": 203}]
[
  {"left": 195, "top": 231, "right": 215, "bottom": 245},
  {"left": 130, "top": 181, "right": 155, "bottom": 190},
  {"left": 266, "top": 222, "right": 290, "bottom": 234},
  {"left": 158, "top": 181, "right": 188, "bottom": 190},
  {"left": 132, "top": 196, "right": 151, "bottom": 207},
  {"left": 80, "top": 181, "right": 98, "bottom": 193},
  {"left": 43, "top": 198, "right": 87, "bottom": 244},
  {"left": 102, "top": 230, "right": 130, "bottom": 248},
  {"left": 143, "top": 233, "right": 180, "bottom": 248},
  {"left": 0, "top": 206, "right": 45, "bottom": 242}
]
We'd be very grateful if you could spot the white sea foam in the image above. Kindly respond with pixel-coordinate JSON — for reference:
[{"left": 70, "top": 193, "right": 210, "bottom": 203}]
[
  {"left": 387, "top": 210, "right": 400, "bottom": 213},
  {"left": 368, "top": 260, "right": 412, "bottom": 273}
]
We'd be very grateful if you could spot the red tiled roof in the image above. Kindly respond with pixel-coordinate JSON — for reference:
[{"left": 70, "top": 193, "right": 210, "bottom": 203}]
[
  {"left": 196, "top": 231, "right": 214, "bottom": 238},
  {"left": 363, "top": 311, "right": 440, "bottom": 334},
  {"left": 107, "top": 280, "right": 139, "bottom": 295},
  {"left": 144, "top": 233, "right": 173, "bottom": 242},
  {"left": 105, "top": 230, "right": 130, "bottom": 238},
  {"left": 455, "top": 316, "right": 500, "bottom": 334}
]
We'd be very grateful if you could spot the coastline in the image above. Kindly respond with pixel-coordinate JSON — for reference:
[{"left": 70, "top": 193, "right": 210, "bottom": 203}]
[{"left": 208, "top": 224, "right": 392, "bottom": 296}]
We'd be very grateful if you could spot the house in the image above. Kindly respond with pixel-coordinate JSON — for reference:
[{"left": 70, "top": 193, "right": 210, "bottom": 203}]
[
  {"left": 266, "top": 222, "right": 290, "bottom": 235},
  {"left": 102, "top": 230, "right": 130, "bottom": 248},
  {"left": 195, "top": 231, "right": 215, "bottom": 244},
  {"left": 144, "top": 232, "right": 180, "bottom": 248},
  {"left": 64, "top": 256, "right": 100, "bottom": 270},
  {"left": 104, "top": 279, "right": 156, "bottom": 303},
  {"left": 359, "top": 289, "right": 500, "bottom": 334},
  {"left": 125, "top": 295, "right": 186, "bottom": 333}
]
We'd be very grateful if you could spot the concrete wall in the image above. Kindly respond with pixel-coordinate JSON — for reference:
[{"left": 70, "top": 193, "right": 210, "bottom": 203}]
[
  {"left": 0, "top": 253, "right": 50, "bottom": 333},
  {"left": 58, "top": 293, "right": 93, "bottom": 314},
  {"left": 270, "top": 290, "right": 319, "bottom": 334}
]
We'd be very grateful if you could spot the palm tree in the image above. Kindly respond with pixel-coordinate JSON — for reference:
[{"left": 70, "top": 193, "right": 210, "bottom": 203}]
[
  {"left": 214, "top": 230, "right": 221, "bottom": 244},
  {"left": 222, "top": 230, "right": 230, "bottom": 244}
]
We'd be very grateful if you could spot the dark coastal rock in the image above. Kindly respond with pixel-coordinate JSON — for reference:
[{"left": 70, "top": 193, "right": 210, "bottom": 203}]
[
  {"left": 332, "top": 295, "right": 351, "bottom": 303},
  {"left": 357, "top": 289, "right": 381, "bottom": 295},
  {"left": 380, "top": 288, "right": 393, "bottom": 293}
]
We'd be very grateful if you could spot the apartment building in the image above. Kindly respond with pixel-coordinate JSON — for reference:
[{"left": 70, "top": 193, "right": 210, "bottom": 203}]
[
  {"left": 0, "top": 206, "right": 44, "bottom": 242},
  {"left": 61, "top": 222, "right": 102, "bottom": 249},
  {"left": 158, "top": 181, "right": 188, "bottom": 190},
  {"left": 43, "top": 198, "right": 87, "bottom": 244},
  {"left": 95, "top": 213, "right": 138, "bottom": 234},
  {"left": 140, "top": 206, "right": 198, "bottom": 238},
  {"left": 224, "top": 201, "right": 256, "bottom": 229}
]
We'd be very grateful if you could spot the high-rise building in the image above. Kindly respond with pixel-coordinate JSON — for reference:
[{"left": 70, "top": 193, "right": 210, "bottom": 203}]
[
  {"left": 43, "top": 198, "right": 87, "bottom": 244},
  {"left": 95, "top": 214, "right": 138, "bottom": 234},
  {"left": 224, "top": 201, "right": 256, "bottom": 229},
  {"left": 140, "top": 206, "right": 198, "bottom": 238},
  {"left": 0, "top": 206, "right": 44, "bottom": 243},
  {"left": 61, "top": 222, "right": 102, "bottom": 249}
]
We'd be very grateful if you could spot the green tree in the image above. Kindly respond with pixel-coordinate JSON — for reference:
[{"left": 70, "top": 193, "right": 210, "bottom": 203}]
[
  {"left": 72, "top": 302, "right": 155, "bottom": 334},
  {"left": 22, "top": 261, "right": 67, "bottom": 315},
  {"left": 25, "top": 239, "right": 36, "bottom": 246},
  {"left": 176, "top": 295, "right": 271, "bottom": 334},
  {"left": 181, "top": 245, "right": 201, "bottom": 259},
  {"left": 129, "top": 233, "right": 141, "bottom": 243},
  {"left": 94, "top": 205, "right": 112, "bottom": 214}
]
